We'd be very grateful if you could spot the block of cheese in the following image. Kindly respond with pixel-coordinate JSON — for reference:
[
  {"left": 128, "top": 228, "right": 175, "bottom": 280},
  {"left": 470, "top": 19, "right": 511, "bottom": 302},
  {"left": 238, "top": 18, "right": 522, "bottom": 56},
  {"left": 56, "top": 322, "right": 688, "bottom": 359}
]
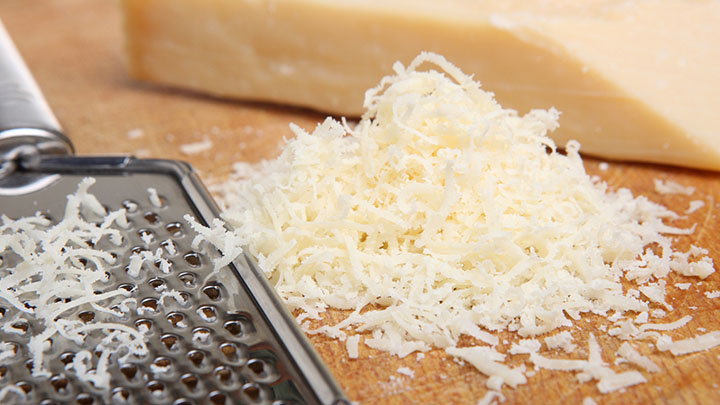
[{"left": 121, "top": 0, "right": 720, "bottom": 170}]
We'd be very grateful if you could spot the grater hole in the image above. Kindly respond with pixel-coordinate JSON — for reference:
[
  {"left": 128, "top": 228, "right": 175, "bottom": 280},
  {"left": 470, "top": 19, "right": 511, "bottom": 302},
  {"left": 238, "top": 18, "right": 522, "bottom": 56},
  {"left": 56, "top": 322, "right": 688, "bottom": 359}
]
[
  {"left": 118, "top": 283, "right": 137, "bottom": 294},
  {"left": 224, "top": 320, "right": 245, "bottom": 337},
  {"left": 111, "top": 387, "right": 131, "bottom": 403},
  {"left": 186, "top": 350, "right": 207, "bottom": 368},
  {"left": 181, "top": 373, "right": 200, "bottom": 392},
  {"left": 147, "top": 380, "right": 167, "bottom": 398},
  {"left": 40, "top": 400, "right": 59, "bottom": 405},
  {"left": 198, "top": 305, "right": 218, "bottom": 323},
  {"left": 0, "top": 366, "right": 7, "bottom": 379},
  {"left": 17, "top": 381, "right": 32, "bottom": 394},
  {"left": 76, "top": 392, "right": 95, "bottom": 405},
  {"left": 141, "top": 298, "right": 160, "bottom": 314},
  {"left": 183, "top": 252, "right": 202, "bottom": 267},
  {"left": 214, "top": 366, "right": 235, "bottom": 386},
  {"left": 152, "top": 357, "right": 172, "bottom": 369},
  {"left": 148, "top": 277, "right": 166, "bottom": 290},
  {"left": 192, "top": 327, "right": 212, "bottom": 345},
  {"left": 59, "top": 352, "right": 75, "bottom": 365},
  {"left": 220, "top": 343, "right": 237, "bottom": 360},
  {"left": 178, "top": 272, "right": 197, "bottom": 288},
  {"left": 130, "top": 246, "right": 148, "bottom": 256},
  {"left": 242, "top": 383, "right": 262, "bottom": 402},
  {"left": 208, "top": 391, "right": 227, "bottom": 405},
  {"left": 2, "top": 342, "right": 19, "bottom": 359},
  {"left": 11, "top": 319, "right": 30, "bottom": 334},
  {"left": 77, "top": 311, "right": 95, "bottom": 323},
  {"left": 154, "top": 258, "right": 173, "bottom": 274},
  {"left": 135, "top": 318, "right": 154, "bottom": 335},
  {"left": 248, "top": 359, "right": 265, "bottom": 376},
  {"left": 161, "top": 334, "right": 181, "bottom": 352},
  {"left": 122, "top": 200, "right": 139, "bottom": 213},
  {"left": 166, "top": 222, "right": 183, "bottom": 237},
  {"left": 144, "top": 212, "right": 161, "bottom": 225},
  {"left": 24, "top": 360, "right": 34, "bottom": 373},
  {"left": 43, "top": 338, "right": 54, "bottom": 353},
  {"left": 120, "top": 364, "right": 139, "bottom": 382},
  {"left": 50, "top": 375, "right": 70, "bottom": 395},
  {"left": 0, "top": 307, "right": 6, "bottom": 318},
  {"left": 202, "top": 284, "right": 222, "bottom": 301},
  {"left": 173, "top": 399, "right": 193, "bottom": 405},
  {"left": 138, "top": 228, "right": 154, "bottom": 242},
  {"left": 167, "top": 312, "right": 188, "bottom": 328},
  {"left": 160, "top": 239, "right": 178, "bottom": 256}
]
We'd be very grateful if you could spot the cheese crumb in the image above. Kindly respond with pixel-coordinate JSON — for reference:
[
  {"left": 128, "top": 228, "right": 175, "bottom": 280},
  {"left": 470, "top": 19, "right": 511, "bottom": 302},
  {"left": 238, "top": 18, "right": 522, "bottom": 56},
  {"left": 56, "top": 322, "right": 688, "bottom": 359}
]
[
  {"left": 685, "top": 200, "right": 705, "bottom": 214},
  {"left": 639, "top": 315, "right": 692, "bottom": 332},
  {"left": 180, "top": 137, "right": 213, "bottom": 155},
  {"left": 347, "top": 335, "right": 361, "bottom": 359},
  {"left": 674, "top": 283, "right": 691, "bottom": 290},
  {"left": 653, "top": 179, "right": 695, "bottom": 195},
  {"left": 397, "top": 367, "right": 415, "bottom": 378},
  {"left": 545, "top": 331, "right": 577, "bottom": 353},
  {"left": 656, "top": 331, "right": 720, "bottom": 355},
  {"left": 617, "top": 342, "right": 661, "bottom": 373},
  {"left": 704, "top": 291, "right": 720, "bottom": 299},
  {"left": 126, "top": 128, "right": 145, "bottom": 139}
]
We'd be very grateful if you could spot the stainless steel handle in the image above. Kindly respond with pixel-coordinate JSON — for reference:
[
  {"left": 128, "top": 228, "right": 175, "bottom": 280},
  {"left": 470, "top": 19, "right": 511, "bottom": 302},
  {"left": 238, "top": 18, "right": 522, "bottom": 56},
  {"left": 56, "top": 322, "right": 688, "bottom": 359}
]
[{"left": 0, "top": 18, "right": 73, "bottom": 167}]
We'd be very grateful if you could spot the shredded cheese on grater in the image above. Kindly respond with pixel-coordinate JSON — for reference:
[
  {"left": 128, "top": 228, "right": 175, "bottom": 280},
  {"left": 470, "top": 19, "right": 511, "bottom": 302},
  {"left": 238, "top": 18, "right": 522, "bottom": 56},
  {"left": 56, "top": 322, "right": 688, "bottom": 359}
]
[{"left": 0, "top": 178, "right": 148, "bottom": 389}]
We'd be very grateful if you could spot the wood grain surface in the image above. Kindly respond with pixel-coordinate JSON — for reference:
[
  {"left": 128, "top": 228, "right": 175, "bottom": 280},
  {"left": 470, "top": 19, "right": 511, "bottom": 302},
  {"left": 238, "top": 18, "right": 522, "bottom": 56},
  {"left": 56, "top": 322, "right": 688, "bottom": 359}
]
[{"left": 1, "top": 1, "right": 719, "bottom": 404}]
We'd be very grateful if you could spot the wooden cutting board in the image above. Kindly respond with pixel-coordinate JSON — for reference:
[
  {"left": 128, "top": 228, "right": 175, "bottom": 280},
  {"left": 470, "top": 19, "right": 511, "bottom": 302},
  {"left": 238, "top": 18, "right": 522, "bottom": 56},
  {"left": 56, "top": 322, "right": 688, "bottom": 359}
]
[{"left": 2, "top": 1, "right": 719, "bottom": 403}]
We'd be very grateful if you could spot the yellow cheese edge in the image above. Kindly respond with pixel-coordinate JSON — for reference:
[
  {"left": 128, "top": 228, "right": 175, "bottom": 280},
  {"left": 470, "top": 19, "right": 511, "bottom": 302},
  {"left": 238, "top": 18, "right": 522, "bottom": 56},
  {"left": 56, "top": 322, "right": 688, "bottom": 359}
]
[{"left": 121, "top": 0, "right": 720, "bottom": 171}]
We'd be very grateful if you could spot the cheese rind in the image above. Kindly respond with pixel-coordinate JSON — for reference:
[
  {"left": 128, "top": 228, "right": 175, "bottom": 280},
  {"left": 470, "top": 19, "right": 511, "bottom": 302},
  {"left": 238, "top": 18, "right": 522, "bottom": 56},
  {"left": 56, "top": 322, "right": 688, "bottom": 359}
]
[{"left": 122, "top": 0, "right": 720, "bottom": 170}]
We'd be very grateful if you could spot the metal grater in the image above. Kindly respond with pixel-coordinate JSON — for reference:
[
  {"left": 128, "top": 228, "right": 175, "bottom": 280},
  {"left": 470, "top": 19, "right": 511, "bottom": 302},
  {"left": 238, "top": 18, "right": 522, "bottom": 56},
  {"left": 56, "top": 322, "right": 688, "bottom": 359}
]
[{"left": 0, "top": 20, "right": 347, "bottom": 405}]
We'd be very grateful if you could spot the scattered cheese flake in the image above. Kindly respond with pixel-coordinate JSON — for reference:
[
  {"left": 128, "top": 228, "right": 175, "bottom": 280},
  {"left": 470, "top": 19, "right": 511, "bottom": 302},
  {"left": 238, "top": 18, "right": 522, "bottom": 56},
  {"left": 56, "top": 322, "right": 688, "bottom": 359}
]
[
  {"left": 651, "top": 309, "right": 667, "bottom": 319},
  {"left": 530, "top": 334, "right": 646, "bottom": 393},
  {"left": 685, "top": 200, "right": 705, "bottom": 214},
  {"left": 397, "top": 367, "right": 415, "bottom": 378},
  {"left": 617, "top": 342, "right": 661, "bottom": 373},
  {"left": 478, "top": 390, "right": 506, "bottom": 405},
  {"left": 416, "top": 352, "right": 425, "bottom": 361},
  {"left": 705, "top": 291, "right": 720, "bottom": 299},
  {"left": 653, "top": 179, "right": 695, "bottom": 196},
  {"left": 656, "top": 331, "right": 720, "bottom": 356},
  {"left": 583, "top": 397, "right": 597, "bottom": 405},
  {"left": 347, "top": 335, "right": 361, "bottom": 359},
  {"left": 509, "top": 339, "right": 541, "bottom": 355},
  {"left": 126, "top": 128, "right": 145, "bottom": 139},
  {"left": 634, "top": 312, "right": 649, "bottom": 324},
  {"left": 180, "top": 137, "right": 213, "bottom": 155},
  {"left": 639, "top": 315, "right": 692, "bottom": 332},
  {"left": 598, "top": 162, "right": 609, "bottom": 171},
  {"left": 674, "top": 283, "right": 691, "bottom": 290},
  {"left": 545, "top": 331, "right": 577, "bottom": 353},
  {"left": 446, "top": 346, "right": 527, "bottom": 389}
]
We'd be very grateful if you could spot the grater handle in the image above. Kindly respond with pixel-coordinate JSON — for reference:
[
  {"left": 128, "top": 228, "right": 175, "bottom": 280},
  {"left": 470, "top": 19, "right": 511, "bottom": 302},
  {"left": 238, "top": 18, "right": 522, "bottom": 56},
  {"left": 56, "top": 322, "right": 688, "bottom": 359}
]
[{"left": 0, "top": 18, "right": 73, "bottom": 166}]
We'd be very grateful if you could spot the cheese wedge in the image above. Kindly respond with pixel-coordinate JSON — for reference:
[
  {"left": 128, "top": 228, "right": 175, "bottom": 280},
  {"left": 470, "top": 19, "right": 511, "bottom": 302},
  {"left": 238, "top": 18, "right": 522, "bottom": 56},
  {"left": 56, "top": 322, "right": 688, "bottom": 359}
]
[{"left": 121, "top": 0, "right": 720, "bottom": 170}]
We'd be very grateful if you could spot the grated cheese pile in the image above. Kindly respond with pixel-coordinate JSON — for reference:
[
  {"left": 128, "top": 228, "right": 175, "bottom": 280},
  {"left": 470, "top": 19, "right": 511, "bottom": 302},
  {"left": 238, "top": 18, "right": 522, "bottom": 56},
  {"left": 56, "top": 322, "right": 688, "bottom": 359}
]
[
  {"left": 0, "top": 178, "right": 147, "bottom": 390},
  {"left": 208, "top": 53, "right": 718, "bottom": 396}
]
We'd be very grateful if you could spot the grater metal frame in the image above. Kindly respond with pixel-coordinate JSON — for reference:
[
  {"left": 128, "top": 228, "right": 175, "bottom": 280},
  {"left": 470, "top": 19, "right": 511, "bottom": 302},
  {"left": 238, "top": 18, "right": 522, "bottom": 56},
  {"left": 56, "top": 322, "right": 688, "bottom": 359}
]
[{"left": 0, "top": 18, "right": 348, "bottom": 405}]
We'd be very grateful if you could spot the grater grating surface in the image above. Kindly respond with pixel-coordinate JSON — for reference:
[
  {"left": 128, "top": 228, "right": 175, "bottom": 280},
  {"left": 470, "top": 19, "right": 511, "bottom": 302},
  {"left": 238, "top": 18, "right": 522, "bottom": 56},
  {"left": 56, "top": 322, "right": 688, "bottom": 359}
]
[
  {"left": 0, "top": 171, "right": 327, "bottom": 404},
  {"left": 0, "top": 18, "right": 346, "bottom": 405}
]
